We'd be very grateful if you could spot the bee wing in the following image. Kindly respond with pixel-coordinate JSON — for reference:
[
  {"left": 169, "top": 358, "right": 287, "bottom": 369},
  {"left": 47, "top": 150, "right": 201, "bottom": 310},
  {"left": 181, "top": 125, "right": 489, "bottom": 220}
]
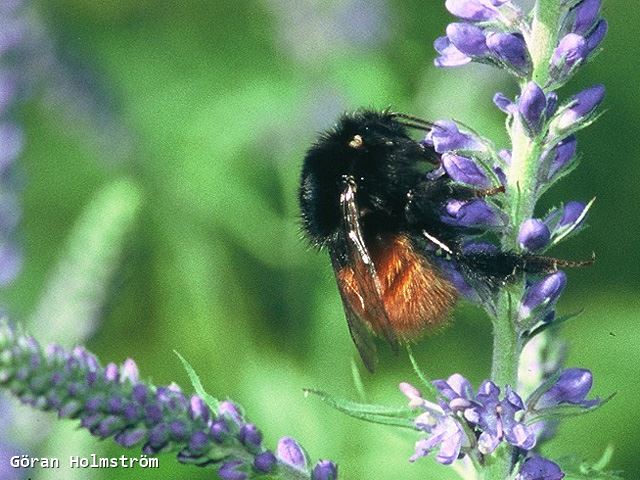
[{"left": 330, "top": 180, "right": 399, "bottom": 372}]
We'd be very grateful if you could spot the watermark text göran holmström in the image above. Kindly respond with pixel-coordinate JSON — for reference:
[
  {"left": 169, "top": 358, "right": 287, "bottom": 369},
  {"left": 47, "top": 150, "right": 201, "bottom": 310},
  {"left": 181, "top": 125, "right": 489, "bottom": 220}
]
[{"left": 10, "top": 454, "right": 160, "bottom": 469}]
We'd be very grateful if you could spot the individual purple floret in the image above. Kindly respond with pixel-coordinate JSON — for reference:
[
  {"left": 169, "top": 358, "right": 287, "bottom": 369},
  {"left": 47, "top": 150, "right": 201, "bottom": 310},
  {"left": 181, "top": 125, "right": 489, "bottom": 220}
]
[
  {"left": 516, "top": 456, "right": 564, "bottom": 480},
  {"left": 518, "top": 219, "right": 551, "bottom": 252},
  {"left": 446, "top": 23, "right": 488, "bottom": 57},
  {"left": 0, "top": 319, "right": 335, "bottom": 479}
]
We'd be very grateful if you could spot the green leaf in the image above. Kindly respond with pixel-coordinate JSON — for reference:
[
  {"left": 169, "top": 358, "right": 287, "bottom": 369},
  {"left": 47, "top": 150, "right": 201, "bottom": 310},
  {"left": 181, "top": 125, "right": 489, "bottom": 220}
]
[
  {"left": 174, "top": 350, "right": 219, "bottom": 412},
  {"left": 303, "top": 388, "right": 415, "bottom": 429}
]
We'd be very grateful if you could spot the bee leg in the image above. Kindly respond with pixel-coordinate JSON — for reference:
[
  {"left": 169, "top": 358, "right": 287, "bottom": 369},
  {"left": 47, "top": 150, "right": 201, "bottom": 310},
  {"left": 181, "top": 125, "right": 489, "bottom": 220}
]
[{"left": 474, "top": 185, "right": 505, "bottom": 198}]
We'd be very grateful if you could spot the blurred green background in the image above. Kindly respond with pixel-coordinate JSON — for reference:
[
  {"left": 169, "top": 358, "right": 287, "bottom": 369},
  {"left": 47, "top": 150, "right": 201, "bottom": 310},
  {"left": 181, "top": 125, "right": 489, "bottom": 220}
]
[{"left": 2, "top": 0, "right": 639, "bottom": 478}]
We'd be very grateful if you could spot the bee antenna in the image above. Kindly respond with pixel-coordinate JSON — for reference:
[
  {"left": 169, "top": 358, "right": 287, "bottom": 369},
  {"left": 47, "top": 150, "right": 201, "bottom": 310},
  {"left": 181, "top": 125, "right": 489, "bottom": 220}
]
[
  {"left": 396, "top": 121, "right": 432, "bottom": 132},
  {"left": 390, "top": 112, "right": 434, "bottom": 129}
]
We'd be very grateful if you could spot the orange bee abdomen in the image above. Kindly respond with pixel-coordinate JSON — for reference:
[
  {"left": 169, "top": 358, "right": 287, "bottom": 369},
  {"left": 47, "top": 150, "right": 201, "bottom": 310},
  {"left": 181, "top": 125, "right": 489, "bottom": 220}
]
[
  {"left": 371, "top": 234, "right": 457, "bottom": 339},
  {"left": 337, "top": 234, "right": 457, "bottom": 340}
]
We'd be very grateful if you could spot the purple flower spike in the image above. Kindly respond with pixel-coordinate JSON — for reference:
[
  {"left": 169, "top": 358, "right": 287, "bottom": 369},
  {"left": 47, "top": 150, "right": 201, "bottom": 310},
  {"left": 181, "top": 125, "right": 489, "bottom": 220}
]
[
  {"left": 516, "top": 456, "right": 565, "bottom": 480},
  {"left": 545, "top": 135, "right": 577, "bottom": 179},
  {"left": 446, "top": 23, "right": 488, "bottom": 56},
  {"left": 552, "top": 84, "right": 605, "bottom": 132},
  {"left": 0, "top": 123, "right": 23, "bottom": 172},
  {"left": 219, "top": 460, "right": 248, "bottom": 480},
  {"left": 441, "top": 199, "right": 503, "bottom": 228},
  {"left": 434, "top": 36, "right": 472, "bottom": 67},
  {"left": 277, "top": 436, "right": 308, "bottom": 470},
  {"left": 519, "top": 82, "right": 547, "bottom": 134},
  {"left": 520, "top": 271, "right": 567, "bottom": 319},
  {"left": 254, "top": 451, "right": 277, "bottom": 473},
  {"left": 486, "top": 32, "right": 529, "bottom": 74},
  {"left": 586, "top": 19, "right": 608, "bottom": 55},
  {"left": 312, "top": 460, "right": 338, "bottom": 480},
  {"left": 551, "top": 34, "right": 587, "bottom": 81},
  {"left": 424, "top": 120, "right": 484, "bottom": 153},
  {"left": 442, "top": 153, "right": 490, "bottom": 187},
  {"left": 572, "top": 0, "right": 601, "bottom": 35},
  {"left": 518, "top": 219, "right": 551, "bottom": 252},
  {"left": 445, "top": 0, "right": 502, "bottom": 21},
  {"left": 535, "top": 368, "right": 600, "bottom": 409}
]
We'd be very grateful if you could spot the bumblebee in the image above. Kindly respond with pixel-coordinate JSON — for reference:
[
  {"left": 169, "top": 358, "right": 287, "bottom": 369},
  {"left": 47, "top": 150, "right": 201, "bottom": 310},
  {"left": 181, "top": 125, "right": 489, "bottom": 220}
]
[{"left": 299, "top": 109, "right": 586, "bottom": 371}]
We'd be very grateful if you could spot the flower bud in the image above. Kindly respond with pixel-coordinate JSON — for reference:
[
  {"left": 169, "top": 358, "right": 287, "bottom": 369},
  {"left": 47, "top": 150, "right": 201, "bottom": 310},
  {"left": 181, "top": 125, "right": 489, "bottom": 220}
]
[
  {"left": 545, "top": 135, "right": 577, "bottom": 179},
  {"left": 277, "top": 436, "right": 308, "bottom": 470},
  {"left": 518, "top": 82, "right": 546, "bottom": 134},
  {"left": 516, "top": 456, "right": 564, "bottom": 480},
  {"left": 551, "top": 84, "right": 605, "bottom": 133},
  {"left": 486, "top": 32, "right": 529, "bottom": 74},
  {"left": 424, "top": 120, "right": 484, "bottom": 153},
  {"left": 441, "top": 199, "right": 503, "bottom": 228},
  {"left": 446, "top": 22, "right": 488, "bottom": 56},
  {"left": 551, "top": 33, "right": 587, "bottom": 81},
  {"left": 571, "top": 0, "right": 601, "bottom": 35},
  {"left": 219, "top": 460, "right": 247, "bottom": 480},
  {"left": 586, "top": 19, "right": 607, "bottom": 55},
  {"left": 519, "top": 272, "right": 567, "bottom": 319},
  {"left": 442, "top": 153, "right": 490, "bottom": 187},
  {"left": 254, "top": 451, "right": 277, "bottom": 473},
  {"left": 445, "top": 0, "right": 505, "bottom": 21},
  {"left": 434, "top": 36, "right": 472, "bottom": 67},
  {"left": 312, "top": 460, "right": 338, "bottom": 480},
  {"left": 518, "top": 219, "right": 551, "bottom": 252},
  {"left": 534, "top": 368, "right": 599, "bottom": 409}
]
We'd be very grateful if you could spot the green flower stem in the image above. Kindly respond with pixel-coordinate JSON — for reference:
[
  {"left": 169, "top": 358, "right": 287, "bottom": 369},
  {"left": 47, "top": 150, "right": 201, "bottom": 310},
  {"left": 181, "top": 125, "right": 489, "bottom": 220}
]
[
  {"left": 529, "top": 0, "right": 563, "bottom": 88},
  {"left": 486, "top": 2, "right": 565, "bottom": 479}
]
